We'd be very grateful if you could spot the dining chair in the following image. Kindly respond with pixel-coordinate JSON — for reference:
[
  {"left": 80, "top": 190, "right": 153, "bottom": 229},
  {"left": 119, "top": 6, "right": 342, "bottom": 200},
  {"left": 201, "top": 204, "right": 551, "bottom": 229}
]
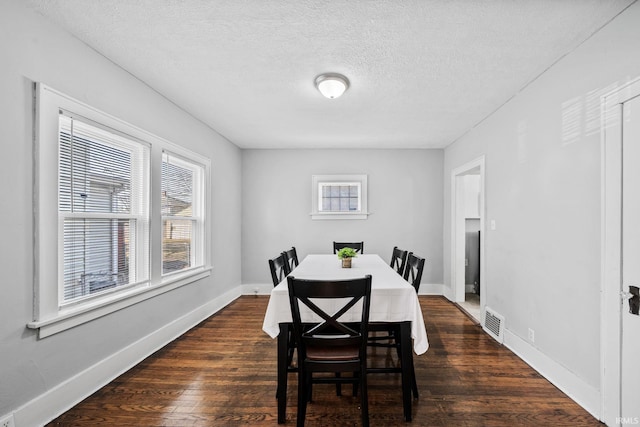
[
  {"left": 287, "top": 275, "right": 372, "bottom": 427},
  {"left": 390, "top": 246, "right": 408, "bottom": 275},
  {"left": 268, "top": 253, "right": 297, "bottom": 394},
  {"left": 367, "top": 251, "right": 425, "bottom": 400},
  {"left": 404, "top": 252, "right": 426, "bottom": 293},
  {"left": 333, "top": 241, "right": 364, "bottom": 254},
  {"left": 282, "top": 246, "right": 299, "bottom": 274},
  {"left": 268, "top": 253, "right": 290, "bottom": 287}
]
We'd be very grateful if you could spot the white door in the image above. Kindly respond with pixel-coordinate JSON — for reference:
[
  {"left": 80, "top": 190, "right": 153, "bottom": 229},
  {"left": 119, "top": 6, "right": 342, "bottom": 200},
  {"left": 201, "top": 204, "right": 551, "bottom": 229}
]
[{"left": 622, "top": 93, "right": 640, "bottom": 421}]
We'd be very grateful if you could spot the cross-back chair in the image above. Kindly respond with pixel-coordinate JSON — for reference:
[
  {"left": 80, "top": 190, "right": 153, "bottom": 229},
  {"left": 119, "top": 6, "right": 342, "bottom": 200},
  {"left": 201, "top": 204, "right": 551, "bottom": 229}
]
[
  {"left": 390, "top": 246, "right": 408, "bottom": 275},
  {"left": 333, "top": 241, "right": 364, "bottom": 254},
  {"left": 268, "top": 253, "right": 290, "bottom": 287},
  {"left": 404, "top": 252, "right": 426, "bottom": 293},
  {"left": 282, "top": 246, "right": 299, "bottom": 274},
  {"left": 287, "top": 275, "right": 372, "bottom": 427}
]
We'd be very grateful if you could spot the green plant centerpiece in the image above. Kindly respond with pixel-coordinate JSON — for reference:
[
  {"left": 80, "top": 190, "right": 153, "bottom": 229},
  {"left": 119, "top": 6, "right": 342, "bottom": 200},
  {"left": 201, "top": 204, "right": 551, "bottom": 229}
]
[{"left": 337, "top": 247, "right": 358, "bottom": 268}]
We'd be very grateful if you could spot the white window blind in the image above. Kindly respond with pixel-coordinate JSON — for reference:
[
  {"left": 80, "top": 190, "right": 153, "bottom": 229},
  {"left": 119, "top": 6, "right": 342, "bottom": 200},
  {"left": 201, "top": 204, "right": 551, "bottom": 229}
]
[
  {"left": 161, "top": 151, "right": 204, "bottom": 275},
  {"left": 59, "top": 113, "right": 150, "bottom": 304}
]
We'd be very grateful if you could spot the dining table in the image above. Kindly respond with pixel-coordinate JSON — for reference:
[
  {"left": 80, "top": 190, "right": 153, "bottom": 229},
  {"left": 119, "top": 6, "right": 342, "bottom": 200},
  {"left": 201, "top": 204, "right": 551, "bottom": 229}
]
[{"left": 262, "top": 253, "right": 429, "bottom": 423}]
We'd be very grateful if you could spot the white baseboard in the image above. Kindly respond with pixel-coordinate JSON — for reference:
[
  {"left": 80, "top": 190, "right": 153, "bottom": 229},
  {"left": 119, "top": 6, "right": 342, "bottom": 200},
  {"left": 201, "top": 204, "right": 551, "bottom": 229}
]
[
  {"left": 417, "top": 283, "right": 446, "bottom": 296},
  {"left": 13, "top": 286, "right": 242, "bottom": 427},
  {"left": 503, "top": 329, "right": 601, "bottom": 421},
  {"left": 240, "top": 283, "right": 273, "bottom": 295}
]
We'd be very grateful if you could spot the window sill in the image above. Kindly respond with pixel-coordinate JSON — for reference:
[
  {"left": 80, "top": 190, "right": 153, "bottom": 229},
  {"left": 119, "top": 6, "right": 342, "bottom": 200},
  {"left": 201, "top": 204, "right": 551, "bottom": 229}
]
[
  {"left": 310, "top": 212, "right": 370, "bottom": 220},
  {"left": 27, "top": 267, "right": 212, "bottom": 338}
]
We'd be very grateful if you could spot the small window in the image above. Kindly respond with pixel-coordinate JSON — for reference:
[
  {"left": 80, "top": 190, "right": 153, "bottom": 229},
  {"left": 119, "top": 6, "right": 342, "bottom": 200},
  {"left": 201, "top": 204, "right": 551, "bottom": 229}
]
[
  {"left": 162, "top": 152, "right": 205, "bottom": 275},
  {"left": 311, "top": 174, "right": 369, "bottom": 220}
]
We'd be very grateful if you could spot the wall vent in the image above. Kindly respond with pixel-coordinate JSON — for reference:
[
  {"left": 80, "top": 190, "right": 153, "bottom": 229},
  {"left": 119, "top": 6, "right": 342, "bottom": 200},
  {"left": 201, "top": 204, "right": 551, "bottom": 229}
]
[{"left": 483, "top": 307, "right": 504, "bottom": 344}]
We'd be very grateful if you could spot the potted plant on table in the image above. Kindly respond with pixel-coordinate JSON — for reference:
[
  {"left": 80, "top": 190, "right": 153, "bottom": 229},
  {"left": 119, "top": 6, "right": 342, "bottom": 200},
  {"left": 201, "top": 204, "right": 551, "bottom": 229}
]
[{"left": 337, "top": 247, "right": 358, "bottom": 268}]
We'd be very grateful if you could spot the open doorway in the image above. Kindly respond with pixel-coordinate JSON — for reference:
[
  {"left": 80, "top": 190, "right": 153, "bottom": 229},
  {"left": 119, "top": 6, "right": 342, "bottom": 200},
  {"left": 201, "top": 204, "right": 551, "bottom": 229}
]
[{"left": 451, "top": 156, "right": 485, "bottom": 323}]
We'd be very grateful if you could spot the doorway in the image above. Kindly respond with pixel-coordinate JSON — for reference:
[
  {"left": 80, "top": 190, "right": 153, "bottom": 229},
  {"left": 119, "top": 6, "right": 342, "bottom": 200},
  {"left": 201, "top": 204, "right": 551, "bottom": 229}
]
[
  {"left": 451, "top": 156, "right": 485, "bottom": 322},
  {"left": 602, "top": 78, "right": 640, "bottom": 425}
]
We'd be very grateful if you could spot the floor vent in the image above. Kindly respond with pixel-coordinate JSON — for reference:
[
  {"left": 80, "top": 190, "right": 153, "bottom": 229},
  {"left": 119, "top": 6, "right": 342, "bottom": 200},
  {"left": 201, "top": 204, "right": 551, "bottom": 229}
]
[{"left": 483, "top": 307, "right": 504, "bottom": 344}]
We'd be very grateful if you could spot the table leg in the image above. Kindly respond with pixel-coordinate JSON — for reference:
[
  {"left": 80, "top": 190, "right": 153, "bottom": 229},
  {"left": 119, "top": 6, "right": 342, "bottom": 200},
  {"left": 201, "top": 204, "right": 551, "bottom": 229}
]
[
  {"left": 277, "top": 323, "right": 288, "bottom": 424},
  {"left": 399, "top": 321, "right": 413, "bottom": 421}
]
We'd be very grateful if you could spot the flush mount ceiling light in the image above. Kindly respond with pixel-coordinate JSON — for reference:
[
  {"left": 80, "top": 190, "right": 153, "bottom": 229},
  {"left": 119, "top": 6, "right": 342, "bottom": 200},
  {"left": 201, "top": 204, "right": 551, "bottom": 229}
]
[{"left": 315, "top": 73, "right": 350, "bottom": 99}]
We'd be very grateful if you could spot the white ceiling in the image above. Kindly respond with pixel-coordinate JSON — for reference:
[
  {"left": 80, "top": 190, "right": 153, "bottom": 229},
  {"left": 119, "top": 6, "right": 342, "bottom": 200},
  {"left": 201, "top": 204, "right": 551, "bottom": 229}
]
[{"left": 27, "top": 0, "right": 633, "bottom": 149}]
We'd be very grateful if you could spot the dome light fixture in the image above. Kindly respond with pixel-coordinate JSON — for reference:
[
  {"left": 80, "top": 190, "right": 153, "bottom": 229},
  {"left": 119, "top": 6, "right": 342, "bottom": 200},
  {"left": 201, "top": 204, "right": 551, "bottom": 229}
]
[{"left": 315, "top": 73, "right": 350, "bottom": 99}]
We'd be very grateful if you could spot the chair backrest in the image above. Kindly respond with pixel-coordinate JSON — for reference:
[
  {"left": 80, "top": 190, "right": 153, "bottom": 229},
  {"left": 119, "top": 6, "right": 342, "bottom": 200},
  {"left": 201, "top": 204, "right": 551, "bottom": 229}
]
[
  {"left": 403, "top": 252, "right": 426, "bottom": 293},
  {"left": 268, "top": 254, "right": 290, "bottom": 287},
  {"left": 333, "top": 241, "right": 364, "bottom": 254},
  {"left": 287, "top": 275, "right": 372, "bottom": 358},
  {"left": 390, "top": 246, "right": 408, "bottom": 275},
  {"left": 282, "top": 246, "right": 299, "bottom": 273}
]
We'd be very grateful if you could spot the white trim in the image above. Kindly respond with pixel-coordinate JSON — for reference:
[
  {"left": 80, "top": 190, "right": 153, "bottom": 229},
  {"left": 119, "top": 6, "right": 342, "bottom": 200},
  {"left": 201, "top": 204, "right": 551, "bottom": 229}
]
[
  {"left": 28, "top": 268, "right": 212, "bottom": 338},
  {"left": 450, "top": 156, "right": 486, "bottom": 307},
  {"left": 33, "top": 83, "right": 212, "bottom": 337},
  {"left": 16, "top": 286, "right": 241, "bottom": 427},
  {"left": 601, "top": 76, "right": 640, "bottom": 426},
  {"left": 504, "top": 329, "right": 601, "bottom": 420}
]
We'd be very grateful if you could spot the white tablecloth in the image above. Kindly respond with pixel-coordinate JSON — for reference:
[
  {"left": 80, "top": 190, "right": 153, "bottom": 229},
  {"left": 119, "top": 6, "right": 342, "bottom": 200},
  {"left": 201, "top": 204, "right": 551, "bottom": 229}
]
[{"left": 262, "top": 254, "right": 429, "bottom": 355}]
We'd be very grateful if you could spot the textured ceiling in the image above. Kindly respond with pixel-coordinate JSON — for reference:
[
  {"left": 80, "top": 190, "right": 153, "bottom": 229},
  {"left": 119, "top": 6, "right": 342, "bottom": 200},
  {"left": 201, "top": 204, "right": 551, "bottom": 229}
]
[{"left": 27, "top": 0, "right": 634, "bottom": 149}]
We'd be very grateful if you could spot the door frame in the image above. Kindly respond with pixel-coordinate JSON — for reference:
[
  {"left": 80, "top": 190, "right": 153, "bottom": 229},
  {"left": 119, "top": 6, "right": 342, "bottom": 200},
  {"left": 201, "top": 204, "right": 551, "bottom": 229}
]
[
  {"left": 450, "top": 155, "right": 485, "bottom": 307},
  {"left": 601, "top": 77, "right": 640, "bottom": 425}
]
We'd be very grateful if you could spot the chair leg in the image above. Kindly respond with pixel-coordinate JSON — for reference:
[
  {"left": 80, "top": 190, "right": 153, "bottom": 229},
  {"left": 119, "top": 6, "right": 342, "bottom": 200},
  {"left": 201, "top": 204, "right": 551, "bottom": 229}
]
[
  {"left": 297, "top": 372, "right": 309, "bottom": 427},
  {"left": 335, "top": 372, "right": 342, "bottom": 396},
  {"left": 360, "top": 364, "right": 370, "bottom": 427}
]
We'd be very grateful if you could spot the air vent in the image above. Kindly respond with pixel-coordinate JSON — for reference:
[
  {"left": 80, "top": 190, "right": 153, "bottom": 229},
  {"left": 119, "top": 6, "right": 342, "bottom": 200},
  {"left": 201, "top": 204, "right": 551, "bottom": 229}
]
[{"left": 483, "top": 307, "right": 504, "bottom": 344}]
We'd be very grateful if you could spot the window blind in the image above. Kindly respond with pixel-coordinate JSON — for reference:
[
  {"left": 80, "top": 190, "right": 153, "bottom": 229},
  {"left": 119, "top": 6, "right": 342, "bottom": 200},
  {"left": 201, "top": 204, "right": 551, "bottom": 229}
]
[
  {"left": 161, "top": 152, "right": 201, "bottom": 274},
  {"left": 59, "top": 114, "right": 150, "bottom": 303}
]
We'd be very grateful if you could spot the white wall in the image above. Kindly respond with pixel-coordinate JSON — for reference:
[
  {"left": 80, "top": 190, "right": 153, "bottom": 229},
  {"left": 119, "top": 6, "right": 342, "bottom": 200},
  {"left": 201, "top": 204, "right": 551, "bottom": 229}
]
[
  {"left": 0, "top": 1, "right": 242, "bottom": 423},
  {"left": 443, "top": 1, "right": 640, "bottom": 417},
  {"left": 242, "top": 149, "right": 444, "bottom": 289}
]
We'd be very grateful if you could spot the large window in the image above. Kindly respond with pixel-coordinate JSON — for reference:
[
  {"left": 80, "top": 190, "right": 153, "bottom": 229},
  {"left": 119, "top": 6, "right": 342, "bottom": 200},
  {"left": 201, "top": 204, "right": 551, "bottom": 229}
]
[
  {"left": 59, "top": 113, "right": 150, "bottom": 304},
  {"left": 31, "top": 84, "right": 211, "bottom": 338},
  {"left": 311, "top": 174, "right": 369, "bottom": 220}
]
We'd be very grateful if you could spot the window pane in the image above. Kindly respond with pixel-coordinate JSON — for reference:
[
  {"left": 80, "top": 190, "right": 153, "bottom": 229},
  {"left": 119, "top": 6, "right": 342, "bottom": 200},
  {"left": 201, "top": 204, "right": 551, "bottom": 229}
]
[
  {"left": 163, "top": 219, "right": 193, "bottom": 273},
  {"left": 62, "top": 218, "right": 133, "bottom": 302},
  {"left": 350, "top": 185, "right": 359, "bottom": 197},
  {"left": 162, "top": 160, "right": 193, "bottom": 217},
  {"left": 59, "top": 120, "right": 132, "bottom": 214},
  {"left": 322, "top": 197, "right": 331, "bottom": 211},
  {"left": 340, "top": 185, "right": 350, "bottom": 197},
  {"left": 330, "top": 198, "right": 340, "bottom": 211},
  {"left": 350, "top": 197, "right": 359, "bottom": 211},
  {"left": 340, "top": 198, "right": 349, "bottom": 211},
  {"left": 330, "top": 186, "right": 340, "bottom": 197}
]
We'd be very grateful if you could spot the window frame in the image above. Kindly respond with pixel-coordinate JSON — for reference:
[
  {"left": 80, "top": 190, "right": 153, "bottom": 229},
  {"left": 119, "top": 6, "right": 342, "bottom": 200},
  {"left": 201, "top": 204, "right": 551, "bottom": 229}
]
[
  {"left": 161, "top": 150, "right": 206, "bottom": 277},
  {"left": 310, "top": 174, "right": 369, "bottom": 220},
  {"left": 30, "top": 83, "right": 211, "bottom": 338}
]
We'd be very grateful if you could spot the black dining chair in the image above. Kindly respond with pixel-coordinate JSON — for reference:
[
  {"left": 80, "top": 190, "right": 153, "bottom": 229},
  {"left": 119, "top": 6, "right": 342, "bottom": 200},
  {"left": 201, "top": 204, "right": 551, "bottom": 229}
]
[
  {"left": 333, "top": 241, "right": 364, "bottom": 254},
  {"left": 367, "top": 251, "right": 425, "bottom": 400},
  {"left": 269, "top": 253, "right": 290, "bottom": 287},
  {"left": 282, "top": 246, "right": 299, "bottom": 274},
  {"left": 390, "top": 246, "right": 408, "bottom": 275},
  {"left": 404, "top": 252, "right": 426, "bottom": 293},
  {"left": 287, "top": 275, "right": 372, "bottom": 427},
  {"left": 269, "top": 253, "right": 296, "bottom": 383}
]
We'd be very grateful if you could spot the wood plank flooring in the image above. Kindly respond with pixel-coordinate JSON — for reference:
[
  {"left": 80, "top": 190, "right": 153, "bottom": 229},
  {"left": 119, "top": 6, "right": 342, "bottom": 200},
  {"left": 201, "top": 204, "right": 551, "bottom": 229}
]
[{"left": 46, "top": 296, "right": 602, "bottom": 426}]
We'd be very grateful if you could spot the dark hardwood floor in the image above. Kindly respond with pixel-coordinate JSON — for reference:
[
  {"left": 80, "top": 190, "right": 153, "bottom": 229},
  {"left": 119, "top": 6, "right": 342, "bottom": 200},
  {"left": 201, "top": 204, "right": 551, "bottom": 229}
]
[{"left": 47, "top": 296, "right": 602, "bottom": 426}]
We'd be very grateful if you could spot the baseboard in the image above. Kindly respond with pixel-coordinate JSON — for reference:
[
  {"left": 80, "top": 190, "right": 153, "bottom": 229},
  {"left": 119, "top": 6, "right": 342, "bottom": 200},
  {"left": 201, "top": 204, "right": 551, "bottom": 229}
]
[
  {"left": 14, "top": 286, "right": 242, "bottom": 427},
  {"left": 503, "top": 329, "right": 601, "bottom": 421},
  {"left": 417, "top": 283, "right": 446, "bottom": 296},
  {"left": 241, "top": 283, "right": 273, "bottom": 295}
]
